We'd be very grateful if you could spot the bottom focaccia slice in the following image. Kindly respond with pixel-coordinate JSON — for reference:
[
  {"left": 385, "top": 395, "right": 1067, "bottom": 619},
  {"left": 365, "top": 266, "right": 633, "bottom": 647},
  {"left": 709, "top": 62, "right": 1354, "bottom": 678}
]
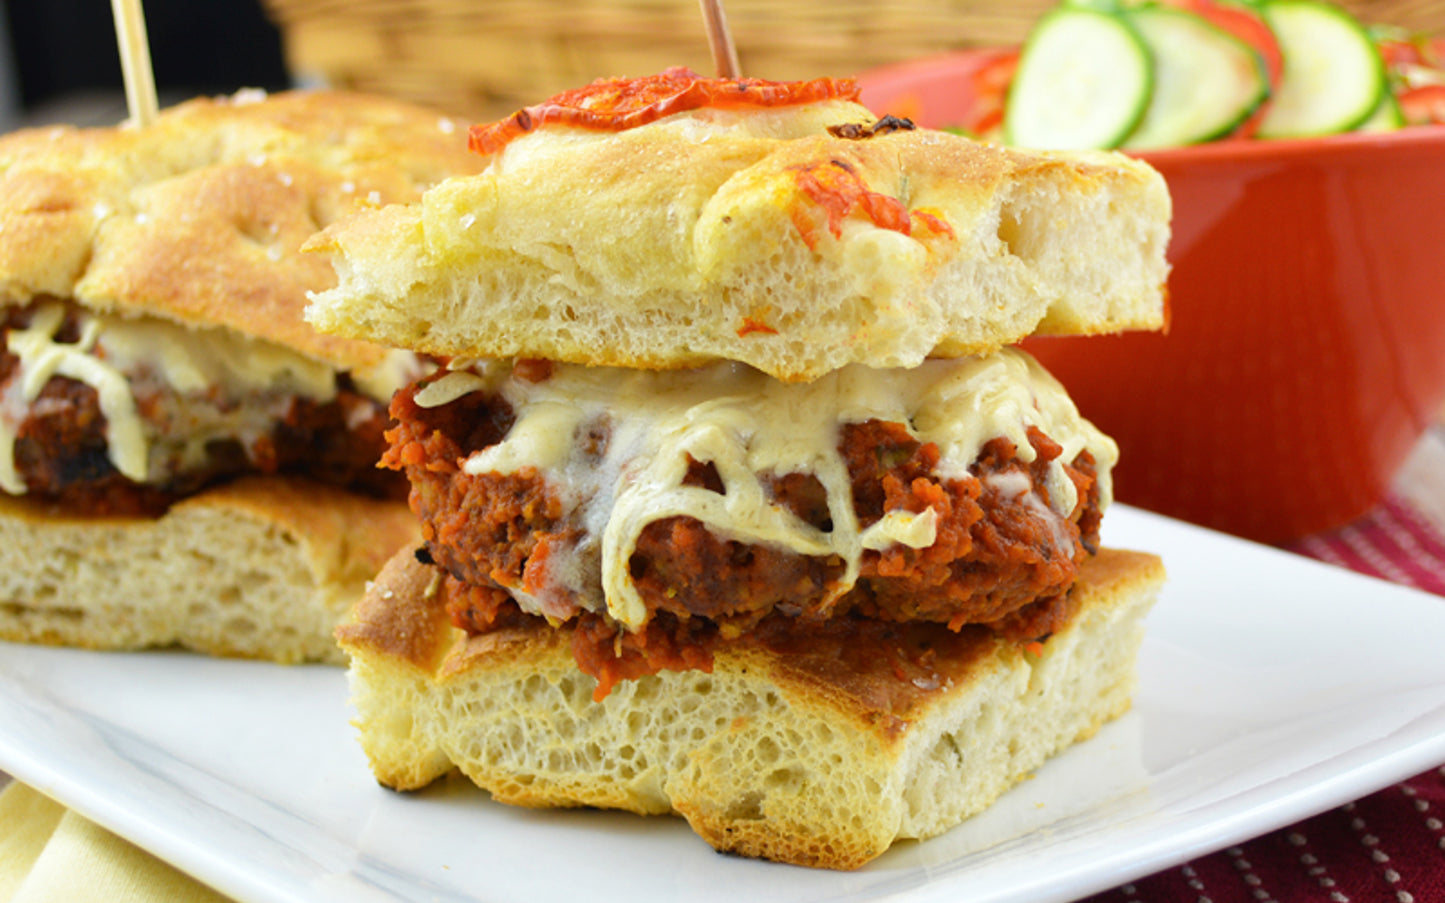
[
  {"left": 0, "top": 476, "right": 418, "bottom": 664},
  {"left": 337, "top": 546, "right": 1164, "bottom": 870}
]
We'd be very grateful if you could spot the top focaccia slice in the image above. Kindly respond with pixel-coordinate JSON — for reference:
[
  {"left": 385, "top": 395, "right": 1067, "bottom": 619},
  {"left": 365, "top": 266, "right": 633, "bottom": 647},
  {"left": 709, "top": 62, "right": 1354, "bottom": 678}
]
[
  {"left": 0, "top": 88, "right": 483, "bottom": 380},
  {"left": 304, "top": 74, "right": 1171, "bottom": 382}
]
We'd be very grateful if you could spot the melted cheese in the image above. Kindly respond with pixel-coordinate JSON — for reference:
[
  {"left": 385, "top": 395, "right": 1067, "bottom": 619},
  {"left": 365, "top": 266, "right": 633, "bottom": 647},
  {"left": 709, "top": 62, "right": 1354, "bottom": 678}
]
[
  {"left": 352, "top": 349, "right": 431, "bottom": 405},
  {"left": 489, "top": 101, "right": 874, "bottom": 176},
  {"left": 0, "top": 304, "right": 148, "bottom": 492},
  {"left": 428, "top": 349, "right": 1117, "bottom": 630},
  {"left": 0, "top": 301, "right": 384, "bottom": 495}
]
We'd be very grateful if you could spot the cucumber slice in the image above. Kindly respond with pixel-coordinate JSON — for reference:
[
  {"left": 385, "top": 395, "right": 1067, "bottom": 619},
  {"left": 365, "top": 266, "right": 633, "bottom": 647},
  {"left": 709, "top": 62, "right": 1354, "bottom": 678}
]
[
  {"left": 1256, "top": 0, "right": 1388, "bottom": 137},
  {"left": 1357, "top": 91, "right": 1405, "bottom": 131},
  {"left": 1122, "top": 5, "right": 1270, "bottom": 148},
  {"left": 1004, "top": 8, "right": 1153, "bottom": 149}
]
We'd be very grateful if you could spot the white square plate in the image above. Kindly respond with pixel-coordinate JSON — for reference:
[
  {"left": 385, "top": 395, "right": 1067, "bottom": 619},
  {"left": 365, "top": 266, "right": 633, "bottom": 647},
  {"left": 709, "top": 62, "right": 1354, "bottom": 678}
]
[{"left": 3, "top": 505, "right": 1445, "bottom": 903}]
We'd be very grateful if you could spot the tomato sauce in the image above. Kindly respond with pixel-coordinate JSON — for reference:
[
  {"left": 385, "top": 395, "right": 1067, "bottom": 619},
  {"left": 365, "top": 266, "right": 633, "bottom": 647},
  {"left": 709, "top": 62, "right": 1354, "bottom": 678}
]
[
  {"left": 789, "top": 160, "right": 955, "bottom": 250},
  {"left": 388, "top": 373, "right": 1103, "bottom": 698}
]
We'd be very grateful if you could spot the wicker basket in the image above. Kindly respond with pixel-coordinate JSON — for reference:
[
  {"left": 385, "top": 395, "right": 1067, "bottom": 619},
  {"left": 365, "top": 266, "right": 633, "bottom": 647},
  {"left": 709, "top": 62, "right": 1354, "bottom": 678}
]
[{"left": 260, "top": 0, "right": 1445, "bottom": 123}]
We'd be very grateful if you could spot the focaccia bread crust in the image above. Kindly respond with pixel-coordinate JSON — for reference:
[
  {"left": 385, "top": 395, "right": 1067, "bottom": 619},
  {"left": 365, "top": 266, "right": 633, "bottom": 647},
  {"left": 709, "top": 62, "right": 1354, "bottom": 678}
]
[
  {"left": 0, "top": 89, "right": 483, "bottom": 379},
  {"left": 337, "top": 546, "right": 1164, "bottom": 868},
  {"left": 0, "top": 477, "right": 418, "bottom": 664},
  {"left": 306, "top": 103, "right": 1171, "bottom": 381}
]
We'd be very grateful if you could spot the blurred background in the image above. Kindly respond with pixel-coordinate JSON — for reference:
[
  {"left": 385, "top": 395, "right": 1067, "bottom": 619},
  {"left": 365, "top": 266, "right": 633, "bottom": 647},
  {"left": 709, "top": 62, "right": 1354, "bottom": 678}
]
[
  {"left": 0, "top": 0, "right": 1438, "bottom": 129},
  {"left": 0, "top": 0, "right": 287, "bottom": 129}
]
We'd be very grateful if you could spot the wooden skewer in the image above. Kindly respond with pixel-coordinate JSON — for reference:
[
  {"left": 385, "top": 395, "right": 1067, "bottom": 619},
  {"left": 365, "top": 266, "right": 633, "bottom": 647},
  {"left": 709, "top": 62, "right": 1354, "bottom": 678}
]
[
  {"left": 698, "top": 0, "right": 741, "bottom": 79},
  {"left": 110, "top": 0, "right": 159, "bottom": 127}
]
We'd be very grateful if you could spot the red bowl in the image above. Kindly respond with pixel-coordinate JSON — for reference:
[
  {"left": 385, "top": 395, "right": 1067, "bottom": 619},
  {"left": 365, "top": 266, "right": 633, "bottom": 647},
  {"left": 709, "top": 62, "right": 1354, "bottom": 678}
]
[{"left": 859, "top": 51, "right": 1445, "bottom": 545}]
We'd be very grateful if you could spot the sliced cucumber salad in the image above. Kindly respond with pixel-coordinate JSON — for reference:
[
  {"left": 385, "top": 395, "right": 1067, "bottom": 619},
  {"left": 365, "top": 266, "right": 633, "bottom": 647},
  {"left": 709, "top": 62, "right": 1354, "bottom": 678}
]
[
  {"left": 1256, "top": 0, "right": 1388, "bottom": 137},
  {"left": 994, "top": 0, "right": 1423, "bottom": 149},
  {"left": 1123, "top": 5, "right": 1269, "bottom": 148},
  {"left": 1003, "top": 8, "right": 1152, "bottom": 149}
]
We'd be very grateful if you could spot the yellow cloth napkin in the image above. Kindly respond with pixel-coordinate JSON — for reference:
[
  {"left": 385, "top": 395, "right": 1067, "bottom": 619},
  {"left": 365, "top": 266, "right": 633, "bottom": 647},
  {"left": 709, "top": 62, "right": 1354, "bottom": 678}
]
[{"left": 0, "top": 782, "right": 231, "bottom": 903}]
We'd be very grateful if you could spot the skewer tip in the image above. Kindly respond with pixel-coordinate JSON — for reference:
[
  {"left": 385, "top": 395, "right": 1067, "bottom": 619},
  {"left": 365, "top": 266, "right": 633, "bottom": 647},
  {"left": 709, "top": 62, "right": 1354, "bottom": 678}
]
[{"left": 698, "top": 0, "right": 742, "bottom": 79}]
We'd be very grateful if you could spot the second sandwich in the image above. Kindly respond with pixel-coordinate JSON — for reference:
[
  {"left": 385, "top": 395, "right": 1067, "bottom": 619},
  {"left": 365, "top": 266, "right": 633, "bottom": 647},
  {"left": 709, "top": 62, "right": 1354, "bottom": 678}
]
[{"left": 0, "top": 89, "right": 483, "bottom": 662}]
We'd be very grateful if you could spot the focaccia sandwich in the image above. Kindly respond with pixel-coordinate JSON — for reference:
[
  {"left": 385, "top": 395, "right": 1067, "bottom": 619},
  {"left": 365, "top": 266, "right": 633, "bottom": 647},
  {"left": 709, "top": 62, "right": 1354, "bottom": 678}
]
[
  {"left": 0, "top": 89, "right": 484, "bottom": 663},
  {"left": 308, "top": 68, "right": 1170, "bottom": 866}
]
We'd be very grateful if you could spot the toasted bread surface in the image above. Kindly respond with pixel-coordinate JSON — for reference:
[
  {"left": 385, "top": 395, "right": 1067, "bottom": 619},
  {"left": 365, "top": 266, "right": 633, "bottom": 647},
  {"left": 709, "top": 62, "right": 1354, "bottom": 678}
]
[
  {"left": 0, "top": 477, "right": 418, "bottom": 664},
  {"left": 0, "top": 89, "right": 482, "bottom": 378},
  {"left": 307, "top": 106, "right": 1170, "bottom": 381},
  {"left": 338, "top": 547, "right": 1164, "bottom": 868}
]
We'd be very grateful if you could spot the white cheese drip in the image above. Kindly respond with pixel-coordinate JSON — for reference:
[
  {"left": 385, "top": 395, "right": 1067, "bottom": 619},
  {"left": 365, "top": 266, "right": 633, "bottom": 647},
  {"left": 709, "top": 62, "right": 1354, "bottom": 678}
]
[
  {"left": 0, "top": 301, "right": 358, "bottom": 495},
  {"left": 428, "top": 349, "right": 1117, "bottom": 630},
  {"left": 860, "top": 507, "right": 939, "bottom": 551},
  {"left": 352, "top": 349, "right": 431, "bottom": 405},
  {"left": 0, "top": 304, "right": 147, "bottom": 491}
]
